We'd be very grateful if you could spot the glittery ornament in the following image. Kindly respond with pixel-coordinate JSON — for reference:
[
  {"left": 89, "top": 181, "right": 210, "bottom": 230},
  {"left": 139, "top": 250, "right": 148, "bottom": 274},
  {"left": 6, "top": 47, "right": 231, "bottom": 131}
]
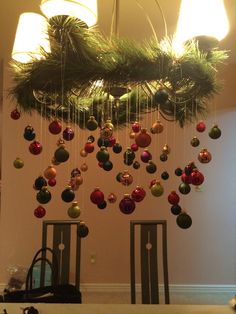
[
  {"left": 34, "top": 176, "right": 47, "bottom": 190},
  {"left": 78, "top": 222, "right": 89, "bottom": 237},
  {"left": 131, "top": 143, "right": 138, "bottom": 152},
  {"left": 150, "top": 181, "right": 164, "bottom": 197},
  {"left": 23, "top": 125, "right": 36, "bottom": 141},
  {"left": 37, "top": 187, "right": 51, "bottom": 204},
  {"left": 84, "top": 142, "right": 95, "bottom": 153},
  {"left": 120, "top": 170, "right": 133, "bottom": 186},
  {"left": 34, "top": 205, "right": 46, "bottom": 218},
  {"left": 132, "top": 121, "right": 141, "bottom": 133},
  {"left": 135, "top": 128, "right": 152, "bottom": 148},
  {"left": 171, "top": 204, "right": 182, "bottom": 215},
  {"left": 48, "top": 119, "right": 62, "bottom": 135},
  {"left": 100, "top": 127, "right": 113, "bottom": 138},
  {"left": 181, "top": 172, "right": 192, "bottom": 184},
  {"left": 44, "top": 165, "right": 57, "bottom": 180},
  {"left": 179, "top": 183, "right": 191, "bottom": 195},
  {"left": 54, "top": 146, "right": 70, "bottom": 162},
  {"left": 198, "top": 148, "right": 212, "bottom": 163},
  {"left": 196, "top": 121, "right": 206, "bottom": 132},
  {"left": 154, "top": 89, "right": 169, "bottom": 104},
  {"left": 86, "top": 116, "right": 98, "bottom": 131},
  {"left": 161, "top": 171, "right": 169, "bottom": 180},
  {"left": 162, "top": 144, "right": 171, "bottom": 154},
  {"left": 146, "top": 161, "right": 157, "bottom": 174},
  {"left": 113, "top": 143, "right": 122, "bottom": 154},
  {"left": 160, "top": 153, "right": 168, "bottom": 162},
  {"left": 107, "top": 192, "right": 117, "bottom": 203},
  {"left": 209, "top": 124, "right": 221, "bottom": 139},
  {"left": 133, "top": 161, "right": 140, "bottom": 169},
  {"left": 90, "top": 188, "right": 105, "bottom": 205},
  {"left": 97, "top": 201, "right": 107, "bottom": 209},
  {"left": 119, "top": 194, "right": 136, "bottom": 214},
  {"left": 123, "top": 148, "right": 135, "bottom": 163},
  {"left": 103, "top": 119, "right": 114, "bottom": 130},
  {"left": 48, "top": 178, "right": 56, "bottom": 187},
  {"left": 151, "top": 120, "right": 164, "bottom": 134},
  {"left": 191, "top": 136, "right": 200, "bottom": 147},
  {"left": 191, "top": 169, "right": 204, "bottom": 186},
  {"left": 80, "top": 163, "right": 88, "bottom": 172},
  {"left": 168, "top": 191, "right": 180, "bottom": 205},
  {"left": 97, "top": 137, "right": 110, "bottom": 147},
  {"left": 176, "top": 212, "right": 192, "bottom": 229},
  {"left": 131, "top": 186, "right": 146, "bottom": 202},
  {"left": 29, "top": 141, "right": 42, "bottom": 155},
  {"left": 175, "top": 168, "right": 183, "bottom": 176},
  {"left": 13, "top": 157, "right": 24, "bottom": 169},
  {"left": 140, "top": 149, "right": 152, "bottom": 163},
  {"left": 96, "top": 146, "right": 110, "bottom": 162},
  {"left": 10, "top": 108, "right": 20, "bottom": 120},
  {"left": 63, "top": 126, "right": 74, "bottom": 141},
  {"left": 67, "top": 201, "right": 81, "bottom": 218},
  {"left": 61, "top": 186, "right": 75, "bottom": 202},
  {"left": 70, "top": 175, "right": 83, "bottom": 191}
]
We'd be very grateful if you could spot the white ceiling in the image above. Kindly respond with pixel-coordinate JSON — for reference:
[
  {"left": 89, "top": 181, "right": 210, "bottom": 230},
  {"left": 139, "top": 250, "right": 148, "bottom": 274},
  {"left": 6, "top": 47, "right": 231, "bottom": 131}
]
[{"left": 0, "top": 0, "right": 236, "bottom": 64}]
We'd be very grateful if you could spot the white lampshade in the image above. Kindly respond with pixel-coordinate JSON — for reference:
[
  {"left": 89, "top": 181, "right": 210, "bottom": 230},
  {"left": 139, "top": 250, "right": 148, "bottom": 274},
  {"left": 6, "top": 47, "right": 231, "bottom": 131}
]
[
  {"left": 12, "top": 13, "right": 51, "bottom": 63},
  {"left": 40, "top": 0, "right": 97, "bottom": 27},
  {"left": 173, "top": 0, "right": 229, "bottom": 53}
]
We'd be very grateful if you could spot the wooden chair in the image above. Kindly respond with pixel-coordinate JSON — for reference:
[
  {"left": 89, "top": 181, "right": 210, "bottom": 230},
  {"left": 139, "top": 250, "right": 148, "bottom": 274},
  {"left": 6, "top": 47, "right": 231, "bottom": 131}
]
[{"left": 130, "top": 220, "right": 170, "bottom": 304}]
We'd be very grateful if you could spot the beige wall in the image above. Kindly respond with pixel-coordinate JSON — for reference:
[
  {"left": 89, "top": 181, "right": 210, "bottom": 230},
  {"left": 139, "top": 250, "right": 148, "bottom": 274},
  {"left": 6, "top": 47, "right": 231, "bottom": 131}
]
[{"left": 0, "top": 62, "right": 235, "bottom": 286}]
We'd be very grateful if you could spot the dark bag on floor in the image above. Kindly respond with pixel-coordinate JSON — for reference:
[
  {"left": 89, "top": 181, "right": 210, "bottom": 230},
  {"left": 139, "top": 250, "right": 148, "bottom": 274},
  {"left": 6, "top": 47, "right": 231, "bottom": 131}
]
[{"left": 1, "top": 247, "right": 82, "bottom": 303}]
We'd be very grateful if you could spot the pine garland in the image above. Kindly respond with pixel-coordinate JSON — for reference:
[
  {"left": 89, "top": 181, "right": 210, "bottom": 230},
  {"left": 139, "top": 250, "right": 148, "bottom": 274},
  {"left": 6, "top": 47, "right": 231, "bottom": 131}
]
[{"left": 9, "top": 15, "right": 228, "bottom": 127}]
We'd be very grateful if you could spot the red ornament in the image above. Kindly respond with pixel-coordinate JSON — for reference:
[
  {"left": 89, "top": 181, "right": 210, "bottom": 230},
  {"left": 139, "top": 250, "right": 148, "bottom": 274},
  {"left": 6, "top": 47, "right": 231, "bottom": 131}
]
[
  {"left": 108, "top": 136, "right": 116, "bottom": 147},
  {"left": 84, "top": 142, "right": 95, "bottom": 153},
  {"left": 131, "top": 143, "right": 138, "bottom": 151},
  {"left": 107, "top": 192, "right": 117, "bottom": 204},
  {"left": 131, "top": 186, "right": 146, "bottom": 202},
  {"left": 196, "top": 121, "right": 206, "bottom": 132},
  {"left": 29, "top": 141, "right": 43, "bottom": 155},
  {"left": 149, "top": 179, "right": 157, "bottom": 188},
  {"left": 191, "top": 170, "right": 204, "bottom": 186},
  {"left": 132, "top": 121, "right": 141, "bottom": 133},
  {"left": 198, "top": 148, "right": 212, "bottom": 163},
  {"left": 48, "top": 119, "right": 62, "bottom": 134},
  {"left": 135, "top": 129, "right": 152, "bottom": 148},
  {"left": 34, "top": 206, "right": 46, "bottom": 218},
  {"left": 168, "top": 191, "right": 180, "bottom": 205},
  {"left": 181, "top": 172, "right": 192, "bottom": 184},
  {"left": 10, "top": 108, "right": 21, "bottom": 120},
  {"left": 48, "top": 178, "right": 57, "bottom": 187},
  {"left": 90, "top": 188, "right": 105, "bottom": 205}
]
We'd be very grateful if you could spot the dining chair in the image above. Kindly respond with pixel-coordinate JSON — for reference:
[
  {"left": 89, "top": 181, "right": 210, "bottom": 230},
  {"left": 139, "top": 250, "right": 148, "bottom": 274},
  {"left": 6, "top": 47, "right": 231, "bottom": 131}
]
[{"left": 130, "top": 220, "right": 170, "bottom": 304}]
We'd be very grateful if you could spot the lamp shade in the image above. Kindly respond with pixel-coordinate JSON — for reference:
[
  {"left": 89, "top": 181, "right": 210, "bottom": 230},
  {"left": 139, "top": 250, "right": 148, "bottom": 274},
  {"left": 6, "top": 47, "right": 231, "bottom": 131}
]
[
  {"left": 173, "top": 0, "right": 229, "bottom": 52},
  {"left": 40, "top": 0, "right": 97, "bottom": 27},
  {"left": 12, "top": 13, "right": 50, "bottom": 63}
]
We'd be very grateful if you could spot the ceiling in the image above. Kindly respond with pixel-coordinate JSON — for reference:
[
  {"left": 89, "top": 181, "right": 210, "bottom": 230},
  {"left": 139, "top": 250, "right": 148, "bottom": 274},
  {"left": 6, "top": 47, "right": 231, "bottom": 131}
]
[{"left": 0, "top": 0, "right": 236, "bottom": 64}]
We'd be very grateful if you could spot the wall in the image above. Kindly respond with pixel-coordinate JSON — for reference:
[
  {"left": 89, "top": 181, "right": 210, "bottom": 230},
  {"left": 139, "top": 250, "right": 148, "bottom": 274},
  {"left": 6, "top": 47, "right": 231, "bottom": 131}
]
[{"left": 0, "top": 61, "right": 235, "bottom": 289}]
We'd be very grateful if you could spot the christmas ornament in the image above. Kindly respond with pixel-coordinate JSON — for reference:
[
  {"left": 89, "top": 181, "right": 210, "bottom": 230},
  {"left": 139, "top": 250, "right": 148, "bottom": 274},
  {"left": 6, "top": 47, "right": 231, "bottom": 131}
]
[
  {"left": 29, "top": 141, "right": 42, "bottom": 155},
  {"left": 97, "top": 137, "right": 110, "bottom": 147},
  {"left": 48, "top": 119, "right": 62, "bottom": 135},
  {"left": 34, "top": 205, "right": 46, "bottom": 218},
  {"left": 151, "top": 120, "right": 164, "bottom": 134},
  {"left": 36, "top": 187, "right": 51, "bottom": 204},
  {"left": 103, "top": 119, "right": 114, "bottom": 130},
  {"left": 196, "top": 121, "right": 206, "bottom": 132},
  {"left": 146, "top": 161, "right": 157, "bottom": 174},
  {"left": 179, "top": 182, "right": 191, "bottom": 195},
  {"left": 102, "top": 160, "right": 113, "bottom": 171},
  {"left": 13, "top": 157, "right": 24, "bottom": 169},
  {"left": 10, "top": 108, "right": 20, "bottom": 120},
  {"left": 198, "top": 148, "right": 212, "bottom": 163},
  {"left": 57, "top": 138, "right": 65, "bottom": 146},
  {"left": 108, "top": 136, "right": 116, "bottom": 147},
  {"left": 63, "top": 126, "right": 74, "bottom": 141},
  {"left": 107, "top": 192, "right": 117, "bottom": 203},
  {"left": 70, "top": 175, "right": 83, "bottom": 191},
  {"left": 96, "top": 146, "right": 110, "bottom": 162},
  {"left": 78, "top": 222, "right": 89, "bottom": 237},
  {"left": 133, "top": 160, "right": 140, "bottom": 169},
  {"left": 116, "top": 172, "right": 122, "bottom": 182},
  {"left": 80, "top": 149, "right": 88, "bottom": 157},
  {"left": 80, "top": 163, "right": 88, "bottom": 171},
  {"left": 129, "top": 131, "right": 136, "bottom": 139},
  {"left": 113, "top": 143, "right": 122, "bottom": 153},
  {"left": 176, "top": 212, "right": 192, "bottom": 229},
  {"left": 123, "top": 148, "right": 135, "bottom": 163},
  {"left": 161, "top": 171, "right": 169, "bottom": 180},
  {"left": 61, "top": 186, "right": 75, "bottom": 202},
  {"left": 97, "top": 201, "right": 107, "bottom": 209},
  {"left": 135, "top": 128, "right": 152, "bottom": 148},
  {"left": 34, "top": 176, "right": 47, "bottom": 190},
  {"left": 48, "top": 178, "right": 56, "bottom": 187},
  {"left": 140, "top": 149, "right": 152, "bottom": 163},
  {"left": 131, "top": 186, "right": 146, "bottom": 202},
  {"left": 184, "top": 163, "right": 195, "bottom": 175},
  {"left": 150, "top": 181, "right": 164, "bottom": 197},
  {"left": 23, "top": 125, "right": 36, "bottom": 141},
  {"left": 154, "top": 89, "right": 169, "bottom": 104},
  {"left": 119, "top": 194, "right": 136, "bottom": 214},
  {"left": 131, "top": 143, "right": 138, "bottom": 152},
  {"left": 191, "top": 136, "right": 200, "bottom": 147},
  {"left": 87, "top": 135, "right": 95, "bottom": 143},
  {"left": 149, "top": 179, "right": 157, "bottom": 188},
  {"left": 86, "top": 116, "right": 98, "bottom": 131},
  {"left": 120, "top": 170, "right": 133, "bottom": 186},
  {"left": 191, "top": 169, "right": 204, "bottom": 186},
  {"left": 175, "top": 168, "right": 182, "bottom": 176},
  {"left": 160, "top": 153, "right": 168, "bottom": 162},
  {"left": 71, "top": 168, "right": 81, "bottom": 177},
  {"left": 209, "top": 124, "right": 221, "bottom": 139},
  {"left": 44, "top": 165, "right": 57, "bottom": 180},
  {"left": 67, "top": 201, "right": 81, "bottom": 218},
  {"left": 171, "top": 204, "right": 182, "bottom": 215},
  {"left": 100, "top": 126, "right": 113, "bottom": 138},
  {"left": 90, "top": 188, "right": 105, "bottom": 205},
  {"left": 132, "top": 121, "right": 141, "bottom": 133},
  {"left": 51, "top": 157, "right": 61, "bottom": 166},
  {"left": 181, "top": 172, "right": 192, "bottom": 184},
  {"left": 168, "top": 191, "right": 180, "bottom": 205},
  {"left": 84, "top": 142, "right": 95, "bottom": 153},
  {"left": 162, "top": 144, "right": 171, "bottom": 155}
]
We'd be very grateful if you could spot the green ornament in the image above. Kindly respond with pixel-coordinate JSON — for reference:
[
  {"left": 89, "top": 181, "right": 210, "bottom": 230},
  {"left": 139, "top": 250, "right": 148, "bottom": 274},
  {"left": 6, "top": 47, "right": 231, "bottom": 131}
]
[
  {"left": 54, "top": 146, "right": 70, "bottom": 162},
  {"left": 13, "top": 157, "right": 24, "bottom": 169},
  {"left": 86, "top": 116, "right": 98, "bottom": 131},
  {"left": 36, "top": 187, "right": 51, "bottom": 204},
  {"left": 160, "top": 153, "right": 168, "bottom": 162},
  {"left": 176, "top": 212, "right": 192, "bottom": 229},
  {"left": 190, "top": 136, "right": 200, "bottom": 147},
  {"left": 96, "top": 146, "right": 110, "bottom": 162},
  {"left": 209, "top": 125, "right": 221, "bottom": 139},
  {"left": 150, "top": 182, "right": 164, "bottom": 197},
  {"left": 161, "top": 171, "right": 169, "bottom": 180},
  {"left": 179, "top": 183, "right": 191, "bottom": 195},
  {"left": 146, "top": 161, "right": 157, "bottom": 174},
  {"left": 67, "top": 201, "right": 81, "bottom": 218},
  {"left": 175, "top": 167, "right": 182, "bottom": 176},
  {"left": 133, "top": 160, "right": 140, "bottom": 169}
]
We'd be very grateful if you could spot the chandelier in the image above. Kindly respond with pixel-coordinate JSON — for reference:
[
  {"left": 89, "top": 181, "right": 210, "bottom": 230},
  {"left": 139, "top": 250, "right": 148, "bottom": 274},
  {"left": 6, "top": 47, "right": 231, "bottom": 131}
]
[{"left": 10, "top": 0, "right": 229, "bottom": 128}]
